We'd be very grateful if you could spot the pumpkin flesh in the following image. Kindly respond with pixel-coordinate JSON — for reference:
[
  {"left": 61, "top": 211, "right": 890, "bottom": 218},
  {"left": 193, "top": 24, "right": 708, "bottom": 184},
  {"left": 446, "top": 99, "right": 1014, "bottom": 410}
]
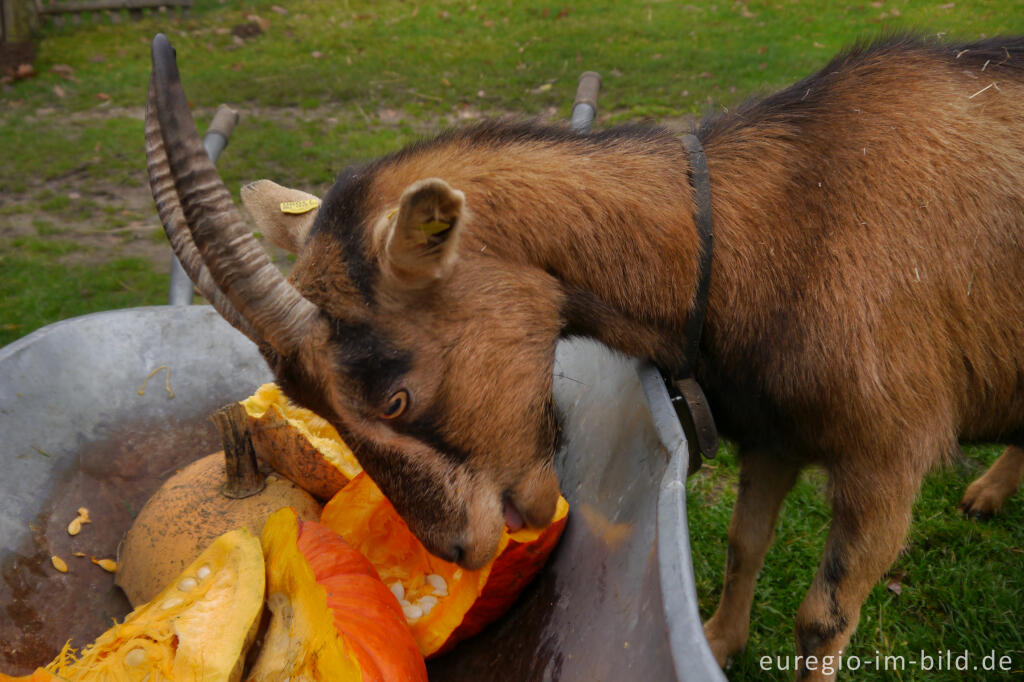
[
  {"left": 46, "top": 529, "right": 264, "bottom": 682},
  {"left": 249, "top": 508, "right": 426, "bottom": 682},
  {"left": 321, "top": 472, "right": 569, "bottom": 657}
]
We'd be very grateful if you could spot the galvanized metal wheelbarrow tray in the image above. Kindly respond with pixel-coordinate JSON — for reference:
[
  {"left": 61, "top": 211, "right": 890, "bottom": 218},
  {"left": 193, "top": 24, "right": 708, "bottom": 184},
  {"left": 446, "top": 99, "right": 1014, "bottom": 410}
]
[{"left": 0, "top": 76, "right": 725, "bottom": 682}]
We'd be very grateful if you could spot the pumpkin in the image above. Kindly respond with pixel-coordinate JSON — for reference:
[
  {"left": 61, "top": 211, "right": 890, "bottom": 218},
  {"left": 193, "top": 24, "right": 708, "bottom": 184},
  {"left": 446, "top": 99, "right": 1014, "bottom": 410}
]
[
  {"left": 248, "top": 507, "right": 427, "bottom": 682},
  {"left": 242, "top": 383, "right": 361, "bottom": 500},
  {"left": 46, "top": 529, "right": 265, "bottom": 682},
  {"left": 116, "top": 403, "right": 321, "bottom": 606},
  {"left": 321, "top": 472, "right": 569, "bottom": 657}
]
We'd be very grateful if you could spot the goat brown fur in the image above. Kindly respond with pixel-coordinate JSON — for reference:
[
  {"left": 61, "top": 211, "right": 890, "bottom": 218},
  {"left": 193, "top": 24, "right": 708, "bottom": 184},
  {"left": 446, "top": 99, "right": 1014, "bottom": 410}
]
[{"left": 150, "top": 34, "right": 1024, "bottom": 681}]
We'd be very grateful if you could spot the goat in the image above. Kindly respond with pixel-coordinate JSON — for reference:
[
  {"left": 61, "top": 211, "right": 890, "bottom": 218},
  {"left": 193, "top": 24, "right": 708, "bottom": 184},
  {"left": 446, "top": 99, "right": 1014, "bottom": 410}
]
[{"left": 145, "top": 34, "right": 1024, "bottom": 680}]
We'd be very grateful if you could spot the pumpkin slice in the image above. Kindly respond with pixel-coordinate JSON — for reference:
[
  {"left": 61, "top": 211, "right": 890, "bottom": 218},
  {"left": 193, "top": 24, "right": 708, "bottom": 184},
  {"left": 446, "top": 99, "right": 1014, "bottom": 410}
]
[
  {"left": 46, "top": 529, "right": 264, "bottom": 682},
  {"left": 321, "top": 472, "right": 569, "bottom": 657},
  {"left": 250, "top": 507, "right": 427, "bottom": 682},
  {"left": 243, "top": 383, "right": 361, "bottom": 499}
]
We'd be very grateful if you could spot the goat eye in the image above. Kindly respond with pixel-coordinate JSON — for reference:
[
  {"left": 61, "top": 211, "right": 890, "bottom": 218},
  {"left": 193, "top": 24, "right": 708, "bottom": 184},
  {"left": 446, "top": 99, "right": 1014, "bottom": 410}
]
[{"left": 381, "top": 390, "right": 409, "bottom": 419}]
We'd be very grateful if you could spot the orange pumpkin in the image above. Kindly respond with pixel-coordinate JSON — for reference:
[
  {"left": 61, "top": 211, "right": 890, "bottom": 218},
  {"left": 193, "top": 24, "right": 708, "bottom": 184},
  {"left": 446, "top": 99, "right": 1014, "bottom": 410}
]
[
  {"left": 248, "top": 507, "right": 427, "bottom": 682},
  {"left": 321, "top": 472, "right": 569, "bottom": 657}
]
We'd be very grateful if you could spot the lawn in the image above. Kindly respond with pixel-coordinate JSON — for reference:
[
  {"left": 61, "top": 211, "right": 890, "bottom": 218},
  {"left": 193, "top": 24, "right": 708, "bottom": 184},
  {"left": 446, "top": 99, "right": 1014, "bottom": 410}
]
[{"left": 2, "top": 0, "right": 1023, "bottom": 679}]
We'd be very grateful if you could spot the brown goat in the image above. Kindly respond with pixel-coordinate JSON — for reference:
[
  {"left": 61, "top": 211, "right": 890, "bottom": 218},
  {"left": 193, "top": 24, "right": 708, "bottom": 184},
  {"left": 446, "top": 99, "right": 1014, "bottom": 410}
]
[{"left": 146, "top": 34, "right": 1024, "bottom": 680}]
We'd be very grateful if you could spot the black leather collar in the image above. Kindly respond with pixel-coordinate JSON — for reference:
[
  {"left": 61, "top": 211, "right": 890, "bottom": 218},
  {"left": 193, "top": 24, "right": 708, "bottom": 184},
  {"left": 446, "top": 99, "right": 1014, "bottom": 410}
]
[{"left": 659, "top": 133, "right": 719, "bottom": 476}]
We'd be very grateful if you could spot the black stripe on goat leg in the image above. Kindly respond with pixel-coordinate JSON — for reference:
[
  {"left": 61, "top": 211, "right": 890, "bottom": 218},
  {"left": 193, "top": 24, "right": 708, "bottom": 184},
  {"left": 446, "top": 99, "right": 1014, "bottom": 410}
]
[{"left": 793, "top": 456, "right": 921, "bottom": 682}]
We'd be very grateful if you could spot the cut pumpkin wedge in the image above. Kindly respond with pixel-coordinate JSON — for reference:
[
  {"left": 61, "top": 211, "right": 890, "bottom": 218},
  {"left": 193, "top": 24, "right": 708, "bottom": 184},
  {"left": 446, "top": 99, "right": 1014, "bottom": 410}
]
[
  {"left": 322, "top": 472, "right": 569, "bottom": 657},
  {"left": 46, "top": 529, "right": 264, "bottom": 682}
]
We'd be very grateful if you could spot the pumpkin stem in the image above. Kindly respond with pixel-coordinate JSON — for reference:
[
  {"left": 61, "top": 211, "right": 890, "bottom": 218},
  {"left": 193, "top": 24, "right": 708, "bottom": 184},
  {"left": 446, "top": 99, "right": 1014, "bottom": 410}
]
[{"left": 213, "top": 402, "right": 266, "bottom": 499}]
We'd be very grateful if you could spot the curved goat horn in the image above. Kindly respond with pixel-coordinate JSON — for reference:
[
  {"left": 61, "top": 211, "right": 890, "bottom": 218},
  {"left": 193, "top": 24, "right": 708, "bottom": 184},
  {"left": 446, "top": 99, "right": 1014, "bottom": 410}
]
[
  {"left": 145, "top": 76, "right": 259, "bottom": 343},
  {"left": 147, "top": 33, "right": 322, "bottom": 354}
]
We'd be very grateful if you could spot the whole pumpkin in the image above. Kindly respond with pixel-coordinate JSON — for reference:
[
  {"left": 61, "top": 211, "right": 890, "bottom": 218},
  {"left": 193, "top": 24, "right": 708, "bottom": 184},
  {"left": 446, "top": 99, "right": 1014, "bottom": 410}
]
[
  {"left": 248, "top": 507, "right": 427, "bottom": 682},
  {"left": 321, "top": 472, "right": 569, "bottom": 657}
]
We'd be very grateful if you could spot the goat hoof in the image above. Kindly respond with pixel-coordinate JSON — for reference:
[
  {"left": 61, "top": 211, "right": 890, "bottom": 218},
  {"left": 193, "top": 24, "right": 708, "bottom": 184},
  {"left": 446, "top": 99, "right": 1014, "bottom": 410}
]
[{"left": 959, "top": 482, "right": 1004, "bottom": 519}]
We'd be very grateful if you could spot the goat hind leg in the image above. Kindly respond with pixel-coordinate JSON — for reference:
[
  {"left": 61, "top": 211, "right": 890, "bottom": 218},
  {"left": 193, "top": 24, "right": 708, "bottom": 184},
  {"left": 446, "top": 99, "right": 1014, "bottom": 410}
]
[
  {"left": 703, "top": 451, "right": 801, "bottom": 666},
  {"left": 959, "top": 444, "right": 1024, "bottom": 518}
]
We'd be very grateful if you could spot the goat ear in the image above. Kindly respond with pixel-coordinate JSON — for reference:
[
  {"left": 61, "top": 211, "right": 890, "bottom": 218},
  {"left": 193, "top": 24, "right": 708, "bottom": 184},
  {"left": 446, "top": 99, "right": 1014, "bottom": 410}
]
[
  {"left": 240, "top": 179, "right": 321, "bottom": 253},
  {"left": 377, "top": 178, "right": 465, "bottom": 288}
]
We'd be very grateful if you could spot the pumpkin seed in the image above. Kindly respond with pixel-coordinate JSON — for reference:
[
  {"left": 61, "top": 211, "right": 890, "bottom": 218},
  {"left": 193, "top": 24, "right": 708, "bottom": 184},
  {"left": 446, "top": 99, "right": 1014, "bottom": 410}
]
[
  {"left": 124, "top": 648, "right": 148, "bottom": 666},
  {"left": 67, "top": 518, "right": 83, "bottom": 536},
  {"left": 178, "top": 577, "right": 198, "bottom": 591},
  {"left": 417, "top": 595, "right": 438, "bottom": 615},
  {"left": 426, "top": 573, "right": 448, "bottom": 596},
  {"left": 402, "top": 603, "right": 423, "bottom": 621},
  {"left": 389, "top": 581, "right": 405, "bottom": 601},
  {"left": 161, "top": 596, "right": 184, "bottom": 610},
  {"left": 92, "top": 557, "right": 118, "bottom": 572},
  {"left": 51, "top": 555, "right": 69, "bottom": 573},
  {"left": 197, "top": 564, "right": 211, "bottom": 579}
]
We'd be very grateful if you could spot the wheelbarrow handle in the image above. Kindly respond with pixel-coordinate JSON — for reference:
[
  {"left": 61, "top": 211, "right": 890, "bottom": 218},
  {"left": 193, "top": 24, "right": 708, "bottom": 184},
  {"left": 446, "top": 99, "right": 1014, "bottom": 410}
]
[{"left": 570, "top": 71, "right": 602, "bottom": 134}]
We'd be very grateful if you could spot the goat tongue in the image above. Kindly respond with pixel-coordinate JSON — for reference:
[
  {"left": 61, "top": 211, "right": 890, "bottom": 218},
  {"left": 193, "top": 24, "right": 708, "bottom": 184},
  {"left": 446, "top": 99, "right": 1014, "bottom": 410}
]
[{"left": 503, "top": 499, "right": 526, "bottom": 532}]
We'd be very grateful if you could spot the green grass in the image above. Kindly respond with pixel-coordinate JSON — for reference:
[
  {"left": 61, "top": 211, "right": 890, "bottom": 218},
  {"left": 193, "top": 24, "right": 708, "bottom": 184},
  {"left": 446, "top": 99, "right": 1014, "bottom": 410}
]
[
  {"left": 1, "top": 1, "right": 1023, "bottom": 678},
  {"left": 689, "top": 443, "right": 1024, "bottom": 680},
  {"left": 0, "top": 238, "right": 166, "bottom": 342}
]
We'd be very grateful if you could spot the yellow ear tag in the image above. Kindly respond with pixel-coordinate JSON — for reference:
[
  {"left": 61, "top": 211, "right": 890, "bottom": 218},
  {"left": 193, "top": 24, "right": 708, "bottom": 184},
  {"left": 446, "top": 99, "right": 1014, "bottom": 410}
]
[
  {"left": 420, "top": 219, "right": 452, "bottom": 236},
  {"left": 279, "top": 198, "right": 321, "bottom": 215}
]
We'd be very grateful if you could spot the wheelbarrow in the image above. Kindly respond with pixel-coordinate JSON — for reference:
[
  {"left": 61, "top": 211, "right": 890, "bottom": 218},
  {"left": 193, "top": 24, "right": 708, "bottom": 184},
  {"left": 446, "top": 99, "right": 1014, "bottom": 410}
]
[{"left": 0, "top": 71, "right": 725, "bottom": 682}]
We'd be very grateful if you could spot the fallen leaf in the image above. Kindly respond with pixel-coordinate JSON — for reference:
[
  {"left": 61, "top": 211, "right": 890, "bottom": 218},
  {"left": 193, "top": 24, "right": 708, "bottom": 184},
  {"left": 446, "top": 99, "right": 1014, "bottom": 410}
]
[
  {"left": 938, "top": 1, "right": 954, "bottom": 7},
  {"left": 96, "top": 92, "right": 110, "bottom": 101},
  {"left": 555, "top": 6, "right": 570, "bottom": 19},
  {"left": 246, "top": 14, "right": 270, "bottom": 32},
  {"left": 271, "top": 4, "right": 288, "bottom": 15},
  {"left": 51, "top": 64, "right": 74, "bottom": 78},
  {"left": 886, "top": 570, "right": 906, "bottom": 596},
  {"left": 14, "top": 63, "right": 35, "bottom": 80},
  {"left": 441, "top": 77, "right": 452, "bottom": 87},
  {"left": 53, "top": 85, "right": 65, "bottom": 98},
  {"left": 89, "top": 54, "right": 106, "bottom": 63},
  {"left": 311, "top": 50, "right": 323, "bottom": 59}
]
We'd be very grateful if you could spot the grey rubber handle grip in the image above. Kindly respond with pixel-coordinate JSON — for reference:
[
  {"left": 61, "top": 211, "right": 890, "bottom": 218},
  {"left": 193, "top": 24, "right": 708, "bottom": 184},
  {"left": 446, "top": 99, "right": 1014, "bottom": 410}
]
[
  {"left": 574, "top": 71, "right": 602, "bottom": 109},
  {"left": 207, "top": 104, "right": 239, "bottom": 141}
]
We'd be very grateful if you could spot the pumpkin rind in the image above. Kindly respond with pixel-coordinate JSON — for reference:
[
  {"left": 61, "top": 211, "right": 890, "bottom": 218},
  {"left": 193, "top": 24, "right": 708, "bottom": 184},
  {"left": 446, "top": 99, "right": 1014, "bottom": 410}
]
[
  {"left": 249, "top": 508, "right": 427, "bottom": 682},
  {"left": 116, "top": 452, "right": 321, "bottom": 607},
  {"left": 321, "top": 473, "right": 569, "bottom": 657},
  {"left": 243, "top": 383, "right": 361, "bottom": 499},
  {"left": 47, "top": 529, "right": 265, "bottom": 682}
]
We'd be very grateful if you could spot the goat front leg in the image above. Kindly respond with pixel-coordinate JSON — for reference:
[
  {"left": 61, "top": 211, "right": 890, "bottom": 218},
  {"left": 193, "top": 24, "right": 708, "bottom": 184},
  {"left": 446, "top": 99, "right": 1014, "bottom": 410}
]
[
  {"left": 703, "top": 450, "right": 801, "bottom": 666},
  {"left": 959, "top": 445, "right": 1024, "bottom": 518},
  {"left": 793, "top": 458, "right": 922, "bottom": 681}
]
